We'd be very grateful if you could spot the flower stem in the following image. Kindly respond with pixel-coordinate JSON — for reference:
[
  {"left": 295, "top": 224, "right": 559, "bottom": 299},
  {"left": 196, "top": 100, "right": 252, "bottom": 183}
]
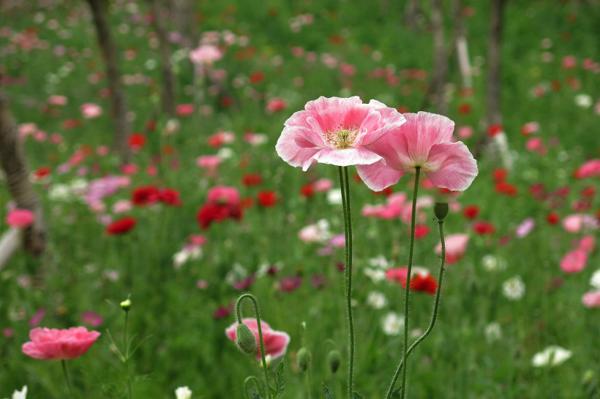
[
  {"left": 124, "top": 310, "right": 133, "bottom": 399},
  {"left": 236, "top": 293, "right": 272, "bottom": 399},
  {"left": 385, "top": 216, "right": 447, "bottom": 397},
  {"left": 61, "top": 360, "right": 74, "bottom": 398},
  {"left": 338, "top": 166, "right": 355, "bottom": 398},
  {"left": 385, "top": 167, "right": 421, "bottom": 399}
]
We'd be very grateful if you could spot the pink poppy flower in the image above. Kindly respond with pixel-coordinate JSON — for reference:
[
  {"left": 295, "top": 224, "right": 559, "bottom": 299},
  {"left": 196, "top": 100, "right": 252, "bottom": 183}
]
[
  {"left": 560, "top": 249, "right": 588, "bottom": 273},
  {"left": 189, "top": 44, "right": 222, "bottom": 65},
  {"left": 225, "top": 318, "right": 290, "bottom": 360},
  {"left": 577, "top": 235, "right": 595, "bottom": 253},
  {"left": 436, "top": 234, "right": 469, "bottom": 264},
  {"left": 80, "top": 103, "right": 102, "bottom": 119},
  {"left": 582, "top": 291, "right": 600, "bottom": 308},
  {"left": 516, "top": 218, "right": 535, "bottom": 238},
  {"left": 275, "top": 96, "right": 406, "bottom": 170},
  {"left": 562, "top": 214, "right": 598, "bottom": 233},
  {"left": 207, "top": 186, "right": 240, "bottom": 205},
  {"left": 22, "top": 327, "right": 100, "bottom": 360},
  {"left": 357, "top": 112, "right": 478, "bottom": 191},
  {"left": 385, "top": 267, "right": 409, "bottom": 286},
  {"left": 6, "top": 209, "right": 35, "bottom": 228},
  {"left": 313, "top": 178, "right": 333, "bottom": 192},
  {"left": 574, "top": 159, "right": 600, "bottom": 179}
]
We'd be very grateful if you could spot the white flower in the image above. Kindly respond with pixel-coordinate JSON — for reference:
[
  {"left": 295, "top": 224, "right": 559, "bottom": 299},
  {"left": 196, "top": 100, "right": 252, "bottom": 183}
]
[
  {"left": 366, "top": 291, "right": 387, "bottom": 309},
  {"left": 364, "top": 268, "right": 386, "bottom": 283},
  {"left": 368, "top": 256, "right": 389, "bottom": 269},
  {"left": 482, "top": 255, "right": 506, "bottom": 272},
  {"left": 532, "top": 346, "right": 572, "bottom": 367},
  {"left": 575, "top": 94, "right": 592, "bottom": 108},
  {"left": 48, "top": 184, "right": 72, "bottom": 200},
  {"left": 381, "top": 312, "right": 404, "bottom": 336},
  {"left": 484, "top": 322, "right": 502, "bottom": 343},
  {"left": 502, "top": 276, "right": 525, "bottom": 300},
  {"left": 11, "top": 386, "right": 27, "bottom": 399},
  {"left": 217, "top": 147, "right": 234, "bottom": 159},
  {"left": 173, "top": 250, "right": 189, "bottom": 269},
  {"left": 590, "top": 269, "right": 600, "bottom": 289},
  {"left": 298, "top": 219, "right": 331, "bottom": 243},
  {"left": 327, "top": 189, "right": 342, "bottom": 205},
  {"left": 175, "top": 386, "right": 192, "bottom": 399}
]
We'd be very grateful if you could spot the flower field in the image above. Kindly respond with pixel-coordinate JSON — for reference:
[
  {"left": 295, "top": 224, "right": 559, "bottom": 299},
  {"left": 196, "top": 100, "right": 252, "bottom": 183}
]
[{"left": 0, "top": 1, "right": 599, "bottom": 398}]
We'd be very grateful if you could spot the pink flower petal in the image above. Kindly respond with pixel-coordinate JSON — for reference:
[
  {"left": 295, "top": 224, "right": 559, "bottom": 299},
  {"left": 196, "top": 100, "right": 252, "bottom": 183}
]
[
  {"left": 426, "top": 141, "right": 478, "bottom": 191},
  {"left": 357, "top": 160, "right": 404, "bottom": 191}
]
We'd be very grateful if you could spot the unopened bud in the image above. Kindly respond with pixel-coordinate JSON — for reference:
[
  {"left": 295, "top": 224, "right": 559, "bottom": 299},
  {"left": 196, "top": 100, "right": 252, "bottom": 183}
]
[
  {"left": 296, "top": 347, "right": 311, "bottom": 372},
  {"left": 434, "top": 202, "right": 449, "bottom": 221},
  {"left": 327, "top": 350, "right": 341, "bottom": 374},
  {"left": 236, "top": 323, "right": 257, "bottom": 355},
  {"left": 120, "top": 298, "right": 132, "bottom": 311}
]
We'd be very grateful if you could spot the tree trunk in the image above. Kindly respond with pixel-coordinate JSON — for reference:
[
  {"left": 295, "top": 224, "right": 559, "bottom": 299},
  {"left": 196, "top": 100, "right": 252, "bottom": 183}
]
[
  {"left": 86, "top": 0, "right": 131, "bottom": 164},
  {"left": 149, "top": 0, "right": 176, "bottom": 117},
  {"left": 0, "top": 92, "right": 46, "bottom": 258},
  {"left": 453, "top": 0, "right": 472, "bottom": 89},
  {"left": 428, "top": 0, "right": 448, "bottom": 114},
  {"left": 0, "top": 228, "right": 21, "bottom": 269},
  {"left": 404, "top": 0, "right": 424, "bottom": 30},
  {"left": 482, "top": 0, "right": 512, "bottom": 169},
  {"left": 171, "top": 0, "right": 196, "bottom": 47}
]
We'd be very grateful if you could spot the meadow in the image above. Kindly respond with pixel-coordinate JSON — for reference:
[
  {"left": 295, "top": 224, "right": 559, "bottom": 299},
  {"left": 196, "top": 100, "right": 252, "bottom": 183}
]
[{"left": 0, "top": 0, "right": 599, "bottom": 398}]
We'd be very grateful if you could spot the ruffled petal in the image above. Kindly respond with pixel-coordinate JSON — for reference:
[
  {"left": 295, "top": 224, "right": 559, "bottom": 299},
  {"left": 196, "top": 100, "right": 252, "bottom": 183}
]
[
  {"left": 357, "top": 160, "right": 404, "bottom": 191},
  {"left": 426, "top": 141, "right": 478, "bottom": 191}
]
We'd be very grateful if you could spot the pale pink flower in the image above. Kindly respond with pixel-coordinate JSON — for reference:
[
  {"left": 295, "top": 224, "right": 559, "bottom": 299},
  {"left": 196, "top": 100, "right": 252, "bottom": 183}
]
[
  {"left": 48, "top": 95, "right": 67, "bottom": 106},
  {"left": 275, "top": 96, "right": 405, "bottom": 170},
  {"left": 578, "top": 235, "right": 595, "bottom": 253},
  {"left": 80, "top": 103, "right": 102, "bottom": 119},
  {"left": 6, "top": 209, "right": 34, "bottom": 228},
  {"left": 574, "top": 159, "right": 600, "bottom": 179},
  {"left": 516, "top": 218, "right": 535, "bottom": 238},
  {"left": 196, "top": 155, "right": 222, "bottom": 173},
  {"left": 22, "top": 327, "right": 100, "bottom": 360},
  {"left": 457, "top": 126, "right": 473, "bottom": 139},
  {"left": 582, "top": 291, "right": 600, "bottom": 308},
  {"left": 313, "top": 178, "right": 333, "bottom": 192},
  {"left": 189, "top": 44, "right": 222, "bottom": 65},
  {"left": 357, "top": 112, "right": 478, "bottom": 191},
  {"left": 560, "top": 249, "right": 588, "bottom": 273},
  {"left": 112, "top": 200, "right": 132, "bottom": 214},
  {"left": 266, "top": 98, "right": 287, "bottom": 113},
  {"left": 225, "top": 318, "right": 290, "bottom": 360},
  {"left": 562, "top": 214, "right": 598, "bottom": 233},
  {"left": 436, "top": 234, "right": 469, "bottom": 264}
]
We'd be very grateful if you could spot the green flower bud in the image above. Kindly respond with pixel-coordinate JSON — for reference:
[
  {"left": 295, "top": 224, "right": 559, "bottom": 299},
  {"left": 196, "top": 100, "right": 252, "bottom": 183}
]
[
  {"left": 296, "top": 347, "right": 311, "bottom": 372},
  {"left": 327, "top": 350, "right": 341, "bottom": 374},
  {"left": 120, "top": 298, "right": 132, "bottom": 312},
  {"left": 434, "top": 202, "right": 449, "bottom": 221},
  {"left": 236, "top": 323, "right": 257, "bottom": 355}
]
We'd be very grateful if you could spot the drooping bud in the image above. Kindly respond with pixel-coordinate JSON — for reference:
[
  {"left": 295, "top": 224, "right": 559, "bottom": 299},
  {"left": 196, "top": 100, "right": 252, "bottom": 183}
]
[
  {"left": 235, "top": 323, "right": 257, "bottom": 355},
  {"left": 327, "top": 350, "right": 341, "bottom": 374},
  {"left": 434, "top": 202, "right": 449, "bottom": 221},
  {"left": 296, "top": 347, "right": 311, "bottom": 372},
  {"left": 120, "top": 298, "right": 132, "bottom": 312}
]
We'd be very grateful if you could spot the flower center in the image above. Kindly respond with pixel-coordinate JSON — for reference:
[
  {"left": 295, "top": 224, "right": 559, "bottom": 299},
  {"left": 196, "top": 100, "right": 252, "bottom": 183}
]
[{"left": 325, "top": 128, "right": 359, "bottom": 149}]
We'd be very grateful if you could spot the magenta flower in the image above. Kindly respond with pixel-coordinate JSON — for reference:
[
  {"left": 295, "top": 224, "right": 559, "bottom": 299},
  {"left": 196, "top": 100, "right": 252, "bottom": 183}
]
[
  {"left": 357, "top": 112, "right": 478, "bottom": 191},
  {"left": 6, "top": 209, "right": 35, "bottom": 228},
  {"left": 225, "top": 318, "right": 290, "bottom": 360},
  {"left": 275, "top": 96, "right": 406, "bottom": 171},
  {"left": 22, "top": 327, "right": 100, "bottom": 360}
]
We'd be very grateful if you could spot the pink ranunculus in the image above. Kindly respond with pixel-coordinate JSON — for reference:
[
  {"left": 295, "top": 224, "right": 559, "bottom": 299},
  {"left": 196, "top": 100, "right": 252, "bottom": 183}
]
[
  {"left": 582, "top": 291, "right": 600, "bottom": 308},
  {"left": 436, "top": 234, "right": 469, "bottom": 264},
  {"left": 189, "top": 44, "right": 222, "bottom": 65},
  {"left": 22, "top": 327, "right": 100, "bottom": 360},
  {"left": 560, "top": 249, "right": 588, "bottom": 273},
  {"left": 225, "top": 318, "right": 290, "bottom": 360},
  {"left": 6, "top": 209, "right": 35, "bottom": 228},
  {"left": 275, "top": 96, "right": 406, "bottom": 171},
  {"left": 574, "top": 159, "right": 600, "bottom": 179},
  {"left": 207, "top": 186, "right": 240, "bottom": 205},
  {"left": 357, "top": 112, "right": 478, "bottom": 191}
]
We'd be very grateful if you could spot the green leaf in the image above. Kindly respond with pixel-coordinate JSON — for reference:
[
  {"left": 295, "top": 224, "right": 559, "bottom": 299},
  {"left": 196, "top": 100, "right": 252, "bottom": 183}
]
[
  {"left": 352, "top": 391, "right": 364, "bottom": 399},
  {"left": 390, "top": 388, "right": 402, "bottom": 399},
  {"left": 272, "top": 360, "right": 286, "bottom": 396},
  {"left": 322, "top": 384, "right": 334, "bottom": 399}
]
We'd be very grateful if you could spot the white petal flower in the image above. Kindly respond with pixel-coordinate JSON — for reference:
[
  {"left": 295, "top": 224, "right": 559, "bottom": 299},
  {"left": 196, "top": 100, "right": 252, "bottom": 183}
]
[
  {"left": 502, "top": 276, "right": 525, "bottom": 300},
  {"left": 366, "top": 291, "right": 387, "bottom": 309},
  {"left": 532, "top": 346, "right": 572, "bottom": 367},
  {"left": 590, "top": 269, "right": 600, "bottom": 289},
  {"left": 175, "top": 386, "right": 192, "bottom": 399},
  {"left": 381, "top": 312, "right": 404, "bottom": 336},
  {"left": 12, "top": 386, "right": 27, "bottom": 399}
]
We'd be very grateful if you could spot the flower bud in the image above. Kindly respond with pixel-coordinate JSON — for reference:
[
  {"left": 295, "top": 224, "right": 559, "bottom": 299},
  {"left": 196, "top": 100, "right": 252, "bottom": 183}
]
[
  {"left": 235, "top": 323, "right": 257, "bottom": 355},
  {"left": 327, "top": 350, "right": 341, "bottom": 374},
  {"left": 120, "top": 298, "right": 132, "bottom": 312},
  {"left": 296, "top": 347, "right": 311, "bottom": 372},
  {"left": 434, "top": 202, "right": 449, "bottom": 221}
]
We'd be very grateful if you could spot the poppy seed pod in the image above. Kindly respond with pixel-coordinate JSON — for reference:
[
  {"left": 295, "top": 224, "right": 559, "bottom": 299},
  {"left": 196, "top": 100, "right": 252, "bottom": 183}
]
[
  {"left": 235, "top": 323, "right": 257, "bottom": 355},
  {"left": 327, "top": 350, "right": 341, "bottom": 374},
  {"left": 434, "top": 202, "right": 449, "bottom": 221},
  {"left": 296, "top": 347, "right": 311, "bottom": 372}
]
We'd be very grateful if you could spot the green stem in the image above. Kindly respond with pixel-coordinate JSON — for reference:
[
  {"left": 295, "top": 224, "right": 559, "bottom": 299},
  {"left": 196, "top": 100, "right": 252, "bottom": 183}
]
[
  {"left": 61, "top": 360, "right": 74, "bottom": 398},
  {"left": 385, "top": 167, "right": 421, "bottom": 399},
  {"left": 385, "top": 217, "right": 447, "bottom": 397},
  {"left": 124, "top": 310, "right": 132, "bottom": 399},
  {"left": 338, "top": 166, "right": 355, "bottom": 398},
  {"left": 236, "top": 293, "right": 272, "bottom": 399}
]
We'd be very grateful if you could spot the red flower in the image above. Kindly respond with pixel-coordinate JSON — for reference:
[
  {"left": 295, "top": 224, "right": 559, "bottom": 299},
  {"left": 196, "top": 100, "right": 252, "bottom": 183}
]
[
  {"left": 300, "top": 183, "right": 315, "bottom": 198},
  {"left": 249, "top": 71, "right": 264, "bottom": 84},
  {"left": 495, "top": 181, "right": 518, "bottom": 196},
  {"left": 132, "top": 186, "right": 161, "bottom": 206},
  {"left": 242, "top": 173, "right": 263, "bottom": 187},
  {"left": 128, "top": 133, "right": 146, "bottom": 151},
  {"left": 458, "top": 103, "right": 471, "bottom": 115},
  {"left": 257, "top": 191, "right": 277, "bottom": 207},
  {"left": 546, "top": 212, "right": 560, "bottom": 225},
  {"left": 159, "top": 188, "right": 182, "bottom": 206},
  {"left": 410, "top": 274, "right": 438, "bottom": 295},
  {"left": 34, "top": 167, "right": 51, "bottom": 180},
  {"left": 487, "top": 124, "right": 503, "bottom": 137},
  {"left": 197, "top": 203, "right": 242, "bottom": 229},
  {"left": 493, "top": 168, "right": 508, "bottom": 182},
  {"left": 414, "top": 224, "right": 430, "bottom": 239},
  {"left": 473, "top": 221, "right": 496, "bottom": 235},
  {"left": 463, "top": 205, "right": 480, "bottom": 220},
  {"left": 106, "top": 217, "right": 137, "bottom": 235}
]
